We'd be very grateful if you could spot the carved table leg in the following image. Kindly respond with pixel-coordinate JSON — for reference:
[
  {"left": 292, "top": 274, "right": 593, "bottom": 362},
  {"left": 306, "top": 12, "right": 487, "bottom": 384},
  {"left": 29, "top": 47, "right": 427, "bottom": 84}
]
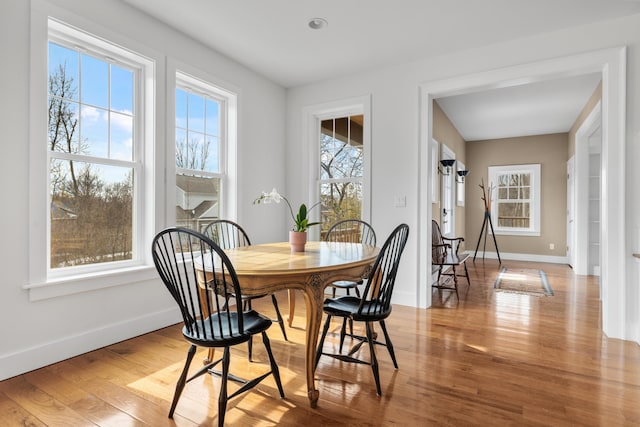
[
  {"left": 302, "top": 275, "right": 325, "bottom": 408},
  {"left": 287, "top": 289, "right": 295, "bottom": 327}
]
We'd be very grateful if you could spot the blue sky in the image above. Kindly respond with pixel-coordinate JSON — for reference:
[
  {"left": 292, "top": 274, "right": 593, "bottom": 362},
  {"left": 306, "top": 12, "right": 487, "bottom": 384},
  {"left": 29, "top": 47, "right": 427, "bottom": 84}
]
[{"left": 49, "top": 41, "right": 221, "bottom": 181}]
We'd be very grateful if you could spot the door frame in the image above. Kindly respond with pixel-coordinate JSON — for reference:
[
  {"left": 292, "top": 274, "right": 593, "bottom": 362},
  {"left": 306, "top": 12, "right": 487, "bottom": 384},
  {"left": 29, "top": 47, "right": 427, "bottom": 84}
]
[
  {"left": 574, "top": 101, "right": 602, "bottom": 276},
  {"left": 418, "top": 47, "right": 627, "bottom": 340},
  {"left": 566, "top": 156, "right": 575, "bottom": 269}
]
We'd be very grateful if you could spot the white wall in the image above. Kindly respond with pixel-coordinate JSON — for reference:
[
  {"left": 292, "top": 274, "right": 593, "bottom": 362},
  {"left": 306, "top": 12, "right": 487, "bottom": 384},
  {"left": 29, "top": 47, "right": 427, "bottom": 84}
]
[
  {"left": 286, "top": 13, "right": 640, "bottom": 341},
  {"left": 0, "top": 0, "right": 287, "bottom": 380}
]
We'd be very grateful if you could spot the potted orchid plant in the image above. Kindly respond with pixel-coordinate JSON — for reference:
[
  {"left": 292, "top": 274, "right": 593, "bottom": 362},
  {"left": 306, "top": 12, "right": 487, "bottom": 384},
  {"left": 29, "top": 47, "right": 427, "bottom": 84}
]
[{"left": 254, "top": 188, "right": 321, "bottom": 251}]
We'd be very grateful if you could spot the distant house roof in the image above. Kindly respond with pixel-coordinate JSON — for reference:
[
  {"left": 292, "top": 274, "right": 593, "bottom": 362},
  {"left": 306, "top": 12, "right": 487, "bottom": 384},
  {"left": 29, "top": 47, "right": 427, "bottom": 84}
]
[
  {"left": 51, "top": 199, "right": 77, "bottom": 220},
  {"left": 175, "top": 174, "right": 219, "bottom": 221},
  {"left": 176, "top": 200, "right": 219, "bottom": 221},
  {"left": 176, "top": 174, "right": 219, "bottom": 193}
]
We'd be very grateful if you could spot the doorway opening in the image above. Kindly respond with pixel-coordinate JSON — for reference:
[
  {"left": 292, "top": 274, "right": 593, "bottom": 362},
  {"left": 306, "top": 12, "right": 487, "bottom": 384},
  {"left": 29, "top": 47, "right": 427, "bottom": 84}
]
[{"left": 418, "top": 47, "right": 626, "bottom": 339}]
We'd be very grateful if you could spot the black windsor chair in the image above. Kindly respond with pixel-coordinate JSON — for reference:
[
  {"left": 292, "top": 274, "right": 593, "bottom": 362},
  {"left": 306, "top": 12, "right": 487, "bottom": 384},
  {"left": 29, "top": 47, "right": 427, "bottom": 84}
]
[
  {"left": 315, "top": 223, "right": 410, "bottom": 396},
  {"left": 324, "top": 219, "right": 377, "bottom": 298},
  {"left": 151, "top": 227, "right": 284, "bottom": 426}
]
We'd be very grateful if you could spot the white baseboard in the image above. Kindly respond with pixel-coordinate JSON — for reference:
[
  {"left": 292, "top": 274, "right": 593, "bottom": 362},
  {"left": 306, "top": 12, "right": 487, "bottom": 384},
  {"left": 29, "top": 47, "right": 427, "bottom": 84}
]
[
  {"left": 468, "top": 251, "right": 568, "bottom": 264},
  {"left": 0, "top": 308, "right": 181, "bottom": 381},
  {"left": 392, "top": 290, "right": 420, "bottom": 307}
]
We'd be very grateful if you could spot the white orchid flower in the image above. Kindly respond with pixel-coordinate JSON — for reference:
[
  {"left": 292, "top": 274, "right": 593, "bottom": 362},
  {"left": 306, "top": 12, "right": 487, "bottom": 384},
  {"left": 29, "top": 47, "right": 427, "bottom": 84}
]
[
  {"left": 267, "top": 188, "right": 283, "bottom": 203},
  {"left": 254, "top": 187, "right": 321, "bottom": 231}
]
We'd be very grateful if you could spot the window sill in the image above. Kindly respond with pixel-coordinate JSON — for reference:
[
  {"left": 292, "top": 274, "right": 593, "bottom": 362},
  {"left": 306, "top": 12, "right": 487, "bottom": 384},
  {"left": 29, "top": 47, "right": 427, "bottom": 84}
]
[
  {"left": 24, "top": 265, "right": 157, "bottom": 301},
  {"left": 494, "top": 230, "right": 541, "bottom": 237}
]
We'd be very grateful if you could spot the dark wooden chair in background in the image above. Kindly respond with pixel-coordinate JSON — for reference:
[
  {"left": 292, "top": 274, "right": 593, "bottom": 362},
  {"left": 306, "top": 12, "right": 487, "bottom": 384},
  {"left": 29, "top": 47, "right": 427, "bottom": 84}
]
[{"left": 431, "top": 220, "right": 471, "bottom": 299}]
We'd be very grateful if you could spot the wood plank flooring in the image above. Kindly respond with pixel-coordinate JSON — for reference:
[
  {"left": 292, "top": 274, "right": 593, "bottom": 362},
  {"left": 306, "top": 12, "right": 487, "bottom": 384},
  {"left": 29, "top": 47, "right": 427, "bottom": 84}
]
[{"left": 2, "top": 259, "right": 640, "bottom": 426}]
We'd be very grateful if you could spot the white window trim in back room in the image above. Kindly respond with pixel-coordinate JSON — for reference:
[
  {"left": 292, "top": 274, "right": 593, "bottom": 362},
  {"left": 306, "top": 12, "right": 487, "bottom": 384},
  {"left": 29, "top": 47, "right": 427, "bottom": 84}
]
[
  {"left": 488, "top": 164, "right": 541, "bottom": 237},
  {"left": 25, "top": 3, "right": 162, "bottom": 301}
]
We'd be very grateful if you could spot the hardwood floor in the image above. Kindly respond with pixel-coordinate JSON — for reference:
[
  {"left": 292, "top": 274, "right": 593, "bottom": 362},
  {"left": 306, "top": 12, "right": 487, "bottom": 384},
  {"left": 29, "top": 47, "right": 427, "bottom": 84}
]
[{"left": 2, "top": 259, "right": 640, "bottom": 426}]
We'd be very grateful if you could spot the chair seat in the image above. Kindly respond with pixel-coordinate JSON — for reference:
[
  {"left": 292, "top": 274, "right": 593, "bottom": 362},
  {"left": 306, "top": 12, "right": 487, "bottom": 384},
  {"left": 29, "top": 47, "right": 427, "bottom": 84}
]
[
  {"left": 330, "top": 280, "right": 363, "bottom": 289},
  {"left": 323, "top": 296, "right": 390, "bottom": 321},
  {"left": 183, "top": 310, "right": 273, "bottom": 347}
]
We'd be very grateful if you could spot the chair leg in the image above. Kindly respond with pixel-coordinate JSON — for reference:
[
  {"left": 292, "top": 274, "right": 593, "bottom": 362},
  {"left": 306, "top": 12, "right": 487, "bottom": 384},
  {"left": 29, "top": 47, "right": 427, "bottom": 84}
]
[
  {"left": 271, "top": 294, "right": 288, "bottom": 341},
  {"left": 452, "top": 266, "right": 459, "bottom": 299},
  {"left": 315, "top": 315, "right": 332, "bottom": 369},
  {"left": 365, "top": 322, "right": 382, "bottom": 396},
  {"left": 169, "top": 344, "right": 197, "bottom": 418},
  {"left": 332, "top": 287, "right": 336, "bottom": 298},
  {"left": 463, "top": 261, "right": 471, "bottom": 286},
  {"left": 378, "top": 320, "right": 398, "bottom": 369},
  {"left": 339, "top": 317, "right": 348, "bottom": 352},
  {"left": 262, "top": 331, "right": 285, "bottom": 398},
  {"left": 217, "top": 347, "right": 231, "bottom": 427},
  {"left": 247, "top": 299, "right": 254, "bottom": 361}
]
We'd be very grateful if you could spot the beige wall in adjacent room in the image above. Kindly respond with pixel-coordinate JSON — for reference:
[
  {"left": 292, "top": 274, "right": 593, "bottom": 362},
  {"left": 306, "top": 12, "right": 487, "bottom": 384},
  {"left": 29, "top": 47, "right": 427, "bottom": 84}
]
[
  {"left": 569, "top": 81, "right": 603, "bottom": 157},
  {"left": 465, "top": 133, "right": 569, "bottom": 257},
  {"left": 433, "top": 100, "right": 467, "bottom": 246}
]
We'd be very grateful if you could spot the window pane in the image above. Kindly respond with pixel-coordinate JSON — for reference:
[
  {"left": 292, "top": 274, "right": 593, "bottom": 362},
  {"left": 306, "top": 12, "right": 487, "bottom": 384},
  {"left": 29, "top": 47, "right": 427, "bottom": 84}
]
[
  {"left": 175, "top": 173, "right": 220, "bottom": 232},
  {"left": 81, "top": 54, "right": 108, "bottom": 108},
  {"left": 176, "top": 88, "right": 187, "bottom": 128},
  {"left": 49, "top": 97, "right": 80, "bottom": 152},
  {"left": 175, "top": 128, "right": 187, "bottom": 167},
  {"left": 508, "top": 188, "right": 519, "bottom": 199},
  {"left": 176, "top": 89, "right": 221, "bottom": 173},
  {"left": 498, "top": 202, "right": 530, "bottom": 228},
  {"left": 110, "top": 111, "right": 133, "bottom": 161},
  {"left": 320, "top": 116, "right": 364, "bottom": 179},
  {"left": 188, "top": 92, "right": 205, "bottom": 133},
  {"left": 319, "top": 181, "right": 363, "bottom": 234},
  {"left": 48, "top": 42, "right": 78, "bottom": 101},
  {"left": 50, "top": 159, "right": 133, "bottom": 268},
  {"left": 81, "top": 105, "right": 108, "bottom": 157},
  {"left": 111, "top": 65, "right": 133, "bottom": 113},
  {"left": 206, "top": 98, "right": 220, "bottom": 136},
  {"left": 204, "top": 136, "right": 220, "bottom": 173}
]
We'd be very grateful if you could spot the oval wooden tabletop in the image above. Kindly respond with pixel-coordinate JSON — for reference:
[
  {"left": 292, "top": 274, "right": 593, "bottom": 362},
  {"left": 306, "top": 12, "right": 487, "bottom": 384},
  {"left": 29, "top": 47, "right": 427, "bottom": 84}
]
[{"left": 222, "top": 241, "right": 379, "bottom": 275}]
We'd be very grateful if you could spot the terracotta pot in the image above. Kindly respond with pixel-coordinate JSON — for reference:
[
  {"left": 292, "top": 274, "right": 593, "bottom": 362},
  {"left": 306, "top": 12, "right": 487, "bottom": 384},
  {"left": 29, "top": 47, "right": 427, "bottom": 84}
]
[{"left": 289, "top": 230, "right": 307, "bottom": 252}]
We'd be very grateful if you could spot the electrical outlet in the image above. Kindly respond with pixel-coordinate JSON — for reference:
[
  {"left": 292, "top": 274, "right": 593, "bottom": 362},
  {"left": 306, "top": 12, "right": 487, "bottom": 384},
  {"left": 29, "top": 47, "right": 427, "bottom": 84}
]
[{"left": 549, "top": 243, "right": 555, "bottom": 250}]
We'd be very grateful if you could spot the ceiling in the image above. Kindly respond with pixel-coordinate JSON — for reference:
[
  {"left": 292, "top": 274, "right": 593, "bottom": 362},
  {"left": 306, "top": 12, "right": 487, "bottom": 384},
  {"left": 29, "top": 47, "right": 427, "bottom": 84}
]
[
  {"left": 435, "top": 73, "right": 602, "bottom": 141},
  {"left": 120, "top": 0, "right": 640, "bottom": 140}
]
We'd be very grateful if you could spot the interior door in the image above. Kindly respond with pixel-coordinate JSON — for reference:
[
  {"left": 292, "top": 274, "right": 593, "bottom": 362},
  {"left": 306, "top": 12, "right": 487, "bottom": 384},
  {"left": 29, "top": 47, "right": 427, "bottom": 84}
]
[
  {"left": 566, "top": 156, "right": 575, "bottom": 268},
  {"left": 440, "top": 144, "right": 455, "bottom": 237}
]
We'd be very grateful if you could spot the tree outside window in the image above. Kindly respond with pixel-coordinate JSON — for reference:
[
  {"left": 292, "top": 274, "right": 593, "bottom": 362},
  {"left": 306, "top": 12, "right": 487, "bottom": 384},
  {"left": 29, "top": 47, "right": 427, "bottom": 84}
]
[{"left": 48, "top": 41, "right": 136, "bottom": 269}]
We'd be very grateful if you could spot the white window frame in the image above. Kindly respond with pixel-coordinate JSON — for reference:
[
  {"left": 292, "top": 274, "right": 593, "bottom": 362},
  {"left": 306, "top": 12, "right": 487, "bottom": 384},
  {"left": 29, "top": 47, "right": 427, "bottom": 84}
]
[
  {"left": 489, "top": 164, "right": 541, "bottom": 236},
  {"left": 26, "top": 9, "right": 158, "bottom": 301},
  {"left": 173, "top": 72, "right": 233, "bottom": 228},
  {"left": 304, "top": 96, "right": 371, "bottom": 242},
  {"left": 167, "top": 63, "right": 239, "bottom": 225}
]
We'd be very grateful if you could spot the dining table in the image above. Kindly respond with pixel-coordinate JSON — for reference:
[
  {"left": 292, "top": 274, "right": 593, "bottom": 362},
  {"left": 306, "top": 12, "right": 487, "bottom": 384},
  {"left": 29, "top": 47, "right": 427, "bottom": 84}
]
[{"left": 197, "top": 240, "right": 379, "bottom": 408}]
